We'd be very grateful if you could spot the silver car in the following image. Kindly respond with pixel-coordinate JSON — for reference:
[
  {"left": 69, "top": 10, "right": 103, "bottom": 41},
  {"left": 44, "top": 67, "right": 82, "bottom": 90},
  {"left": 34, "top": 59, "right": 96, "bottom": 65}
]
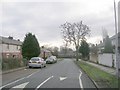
[
  {"left": 28, "top": 57, "right": 46, "bottom": 68},
  {"left": 46, "top": 56, "right": 57, "bottom": 64}
]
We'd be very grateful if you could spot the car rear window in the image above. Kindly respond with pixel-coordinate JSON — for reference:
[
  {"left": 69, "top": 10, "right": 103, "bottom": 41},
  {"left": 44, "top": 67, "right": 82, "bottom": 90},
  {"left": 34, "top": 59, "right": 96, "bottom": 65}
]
[{"left": 31, "top": 58, "right": 40, "bottom": 61}]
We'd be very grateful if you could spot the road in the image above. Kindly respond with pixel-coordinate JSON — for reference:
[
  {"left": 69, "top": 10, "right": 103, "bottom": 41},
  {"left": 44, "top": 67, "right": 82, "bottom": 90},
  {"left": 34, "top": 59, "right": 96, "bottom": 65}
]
[{"left": 1, "top": 58, "right": 96, "bottom": 89}]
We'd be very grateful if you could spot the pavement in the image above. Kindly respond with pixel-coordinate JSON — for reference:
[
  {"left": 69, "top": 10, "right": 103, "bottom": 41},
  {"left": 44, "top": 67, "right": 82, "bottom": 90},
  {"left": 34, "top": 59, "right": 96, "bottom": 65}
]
[
  {"left": 1, "top": 58, "right": 96, "bottom": 89},
  {"left": 1, "top": 67, "right": 27, "bottom": 75},
  {"left": 79, "top": 59, "right": 116, "bottom": 76}
]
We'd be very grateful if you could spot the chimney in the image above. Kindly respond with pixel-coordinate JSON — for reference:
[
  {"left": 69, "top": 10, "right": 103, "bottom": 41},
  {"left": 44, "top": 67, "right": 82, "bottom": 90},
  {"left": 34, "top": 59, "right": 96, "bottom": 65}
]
[
  {"left": 8, "top": 36, "right": 13, "bottom": 39},
  {"left": 17, "top": 39, "right": 20, "bottom": 41},
  {"left": 41, "top": 46, "right": 44, "bottom": 48}
]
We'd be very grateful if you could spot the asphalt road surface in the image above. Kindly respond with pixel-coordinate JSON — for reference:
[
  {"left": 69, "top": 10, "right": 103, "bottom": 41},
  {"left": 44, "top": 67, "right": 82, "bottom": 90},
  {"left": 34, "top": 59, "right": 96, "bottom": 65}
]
[{"left": 1, "top": 58, "right": 96, "bottom": 89}]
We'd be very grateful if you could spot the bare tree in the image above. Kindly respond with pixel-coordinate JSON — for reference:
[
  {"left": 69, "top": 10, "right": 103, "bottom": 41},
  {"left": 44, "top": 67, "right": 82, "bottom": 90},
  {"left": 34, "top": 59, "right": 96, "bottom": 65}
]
[{"left": 60, "top": 21, "right": 90, "bottom": 61}]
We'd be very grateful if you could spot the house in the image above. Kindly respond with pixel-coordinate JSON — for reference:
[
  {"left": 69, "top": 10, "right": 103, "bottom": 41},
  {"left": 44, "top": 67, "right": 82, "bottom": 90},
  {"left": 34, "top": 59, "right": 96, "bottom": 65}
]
[
  {"left": 39, "top": 46, "right": 52, "bottom": 59},
  {"left": 110, "top": 32, "right": 120, "bottom": 53},
  {"left": 98, "top": 32, "right": 120, "bottom": 53},
  {"left": 0, "top": 36, "right": 22, "bottom": 59},
  {"left": 96, "top": 33, "right": 120, "bottom": 68},
  {"left": 58, "top": 47, "right": 75, "bottom": 58}
]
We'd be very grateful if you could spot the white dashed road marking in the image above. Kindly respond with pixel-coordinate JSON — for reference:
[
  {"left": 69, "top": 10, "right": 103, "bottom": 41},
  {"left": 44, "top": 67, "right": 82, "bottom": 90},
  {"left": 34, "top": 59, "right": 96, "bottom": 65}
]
[
  {"left": 0, "top": 77, "right": 26, "bottom": 89},
  {"left": 0, "top": 70, "right": 40, "bottom": 89},
  {"left": 12, "top": 82, "right": 29, "bottom": 88},
  {"left": 35, "top": 76, "right": 53, "bottom": 90}
]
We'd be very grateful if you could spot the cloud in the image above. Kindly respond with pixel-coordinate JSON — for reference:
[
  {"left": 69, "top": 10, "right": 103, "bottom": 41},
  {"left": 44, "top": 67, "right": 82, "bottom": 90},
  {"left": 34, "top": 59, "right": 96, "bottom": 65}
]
[{"left": 1, "top": 0, "right": 119, "bottom": 47}]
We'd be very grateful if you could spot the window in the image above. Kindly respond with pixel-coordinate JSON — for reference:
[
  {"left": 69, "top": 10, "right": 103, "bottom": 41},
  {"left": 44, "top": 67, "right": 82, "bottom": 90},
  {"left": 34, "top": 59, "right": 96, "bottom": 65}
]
[
  {"left": 16, "top": 45, "right": 19, "bottom": 50},
  {"left": 7, "top": 44, "right": 9, "bottom": 49},
  {"left": 6, "top": 54, "right": 9, "bottom": 58},
  {"left": 13, "top": 55, "right": 16, "bottom": 58}
]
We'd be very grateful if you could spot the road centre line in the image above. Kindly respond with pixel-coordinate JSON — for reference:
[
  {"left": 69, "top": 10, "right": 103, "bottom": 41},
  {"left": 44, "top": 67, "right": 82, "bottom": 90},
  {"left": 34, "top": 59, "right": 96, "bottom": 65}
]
[
  {"left": 26, "top": 70, "right": 40, "bottom": 78},
  {"left": 79, "top": 70, "right": 83, "bottom": 89},
  {"left": 35, "top": 76, "right": 54, "bottom": 90},
  {"left": 26, "top": 72, "right": 36, "bottom": 78}
]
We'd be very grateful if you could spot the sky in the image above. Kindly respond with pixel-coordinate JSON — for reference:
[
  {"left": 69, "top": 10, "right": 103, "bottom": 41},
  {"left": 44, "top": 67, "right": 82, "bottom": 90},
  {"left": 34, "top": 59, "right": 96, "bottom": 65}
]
[{"left": 0, "top": 0, "right": 120, "bottom": 49}]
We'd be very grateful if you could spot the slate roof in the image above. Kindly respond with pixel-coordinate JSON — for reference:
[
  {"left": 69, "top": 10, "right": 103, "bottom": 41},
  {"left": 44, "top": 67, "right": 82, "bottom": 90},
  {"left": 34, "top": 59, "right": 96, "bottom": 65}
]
[
  {"left": 0, "top": 36, "right": 22, "bottom": 45},
  {"left": 98, "top": 32, "right": 120, "bottom": 48},
  {"left": 110, "top": 32, "right": 120, "bottom": 40}
]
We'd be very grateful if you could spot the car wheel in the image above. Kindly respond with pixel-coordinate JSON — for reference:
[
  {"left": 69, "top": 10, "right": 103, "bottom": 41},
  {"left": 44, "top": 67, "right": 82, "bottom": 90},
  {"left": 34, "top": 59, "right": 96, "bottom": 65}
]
[{"left": 29, "top": 66, "right": 32, "bottom": 68}]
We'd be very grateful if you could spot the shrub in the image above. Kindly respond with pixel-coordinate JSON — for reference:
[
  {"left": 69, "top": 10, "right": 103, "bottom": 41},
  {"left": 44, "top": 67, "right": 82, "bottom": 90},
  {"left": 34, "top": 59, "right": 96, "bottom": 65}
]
[{"left": 2, "top": 58, "right": 27, "bottom": 71}]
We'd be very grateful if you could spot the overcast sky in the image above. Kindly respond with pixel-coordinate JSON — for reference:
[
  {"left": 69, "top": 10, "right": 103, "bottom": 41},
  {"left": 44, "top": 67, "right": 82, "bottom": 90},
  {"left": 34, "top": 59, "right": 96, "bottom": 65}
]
[{"left": 1, "top": 0, "right": 120, "bottom": 49}]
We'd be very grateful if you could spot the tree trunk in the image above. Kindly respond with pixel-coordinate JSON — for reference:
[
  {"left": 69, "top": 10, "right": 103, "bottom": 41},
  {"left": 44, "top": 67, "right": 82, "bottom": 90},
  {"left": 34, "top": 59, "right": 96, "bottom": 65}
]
[{"left": 76, "top": 46, "right": 79, "bottom": 61}]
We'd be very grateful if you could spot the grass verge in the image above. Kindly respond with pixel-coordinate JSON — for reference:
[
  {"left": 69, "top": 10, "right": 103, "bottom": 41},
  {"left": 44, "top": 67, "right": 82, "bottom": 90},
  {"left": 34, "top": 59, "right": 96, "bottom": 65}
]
[{"left": 74, "top": 60, "right": 119, "bottom": 88}]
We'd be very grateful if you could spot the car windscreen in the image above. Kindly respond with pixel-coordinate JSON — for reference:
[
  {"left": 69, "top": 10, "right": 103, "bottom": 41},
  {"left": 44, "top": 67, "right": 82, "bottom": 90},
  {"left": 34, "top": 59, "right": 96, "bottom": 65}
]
[{"left": 31, "top": 58, "right": 40, "bottom": 61}]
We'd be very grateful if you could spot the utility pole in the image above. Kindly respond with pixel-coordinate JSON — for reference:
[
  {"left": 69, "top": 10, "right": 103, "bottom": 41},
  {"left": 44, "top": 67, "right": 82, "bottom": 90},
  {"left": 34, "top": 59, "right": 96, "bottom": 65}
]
[
  {"left": 114, "top": 0, "right": 119, "bottom": 78},
  {"left": 118, "top": 1, "right": 120, "bottom": 78},
  {"left": 118, "top": 2, "right": 120, "bottom": 89}
]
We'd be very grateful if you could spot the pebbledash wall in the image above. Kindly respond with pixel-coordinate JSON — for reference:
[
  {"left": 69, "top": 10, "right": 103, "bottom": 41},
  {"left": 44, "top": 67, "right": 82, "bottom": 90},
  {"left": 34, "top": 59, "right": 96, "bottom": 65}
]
[{"left": 98, "top": 54, "right": 116, "bottom": 68}]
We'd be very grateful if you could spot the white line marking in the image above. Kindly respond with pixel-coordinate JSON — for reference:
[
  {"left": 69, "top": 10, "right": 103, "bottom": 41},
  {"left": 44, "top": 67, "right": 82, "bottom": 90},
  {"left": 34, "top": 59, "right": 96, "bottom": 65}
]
[
  {"left": 26, "top": 72, "right": 37, "bottom": 78},
  {"left": 79, "top": 70, "right": 83, "bottom": 89},
  {"left": 26, "top": 73, "right": 34, "bottom": 78},
  {"left": 26, "top": 69, "right": 40, "bottom": 78},
  {"left": 0, "top": 77, "right": 26, "bottom": 89},
  {"left": 60, "top": 77, "right": 67, "bottom": 81},
  {"left": 0, "top": 70, "right": 40, "bottom": 89},
  {"left": 35, "top": 76, "right": 53, "bottom": 90},
  {"left": 12, "top": 82, "right": 29, "bottom": 88}
]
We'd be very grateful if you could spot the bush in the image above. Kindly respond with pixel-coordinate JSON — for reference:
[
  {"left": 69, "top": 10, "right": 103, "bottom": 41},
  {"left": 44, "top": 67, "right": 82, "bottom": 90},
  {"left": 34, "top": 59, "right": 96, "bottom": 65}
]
[{"left": 2, "top": 58, "right": 27, "bottom": 71}]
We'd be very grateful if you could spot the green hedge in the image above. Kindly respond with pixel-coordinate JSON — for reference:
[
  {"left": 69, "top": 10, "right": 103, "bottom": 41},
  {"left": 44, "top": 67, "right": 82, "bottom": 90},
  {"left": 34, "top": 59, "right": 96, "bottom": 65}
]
[{"left": 2, "top": 58, "right": 28, "bottom": 71}]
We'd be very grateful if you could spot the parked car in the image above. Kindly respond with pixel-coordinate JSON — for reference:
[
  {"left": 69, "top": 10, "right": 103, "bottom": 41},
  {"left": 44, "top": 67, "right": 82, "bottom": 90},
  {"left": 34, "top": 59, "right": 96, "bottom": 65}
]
[
  {"left": 46, "top": 56, "right": 57, "bottom": 64},
  {"left": 51, "top": 56, "right": 57, "bottom": 63},
  {"left": 28, "top": 57, "right": 46, "bottom": 68}
]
